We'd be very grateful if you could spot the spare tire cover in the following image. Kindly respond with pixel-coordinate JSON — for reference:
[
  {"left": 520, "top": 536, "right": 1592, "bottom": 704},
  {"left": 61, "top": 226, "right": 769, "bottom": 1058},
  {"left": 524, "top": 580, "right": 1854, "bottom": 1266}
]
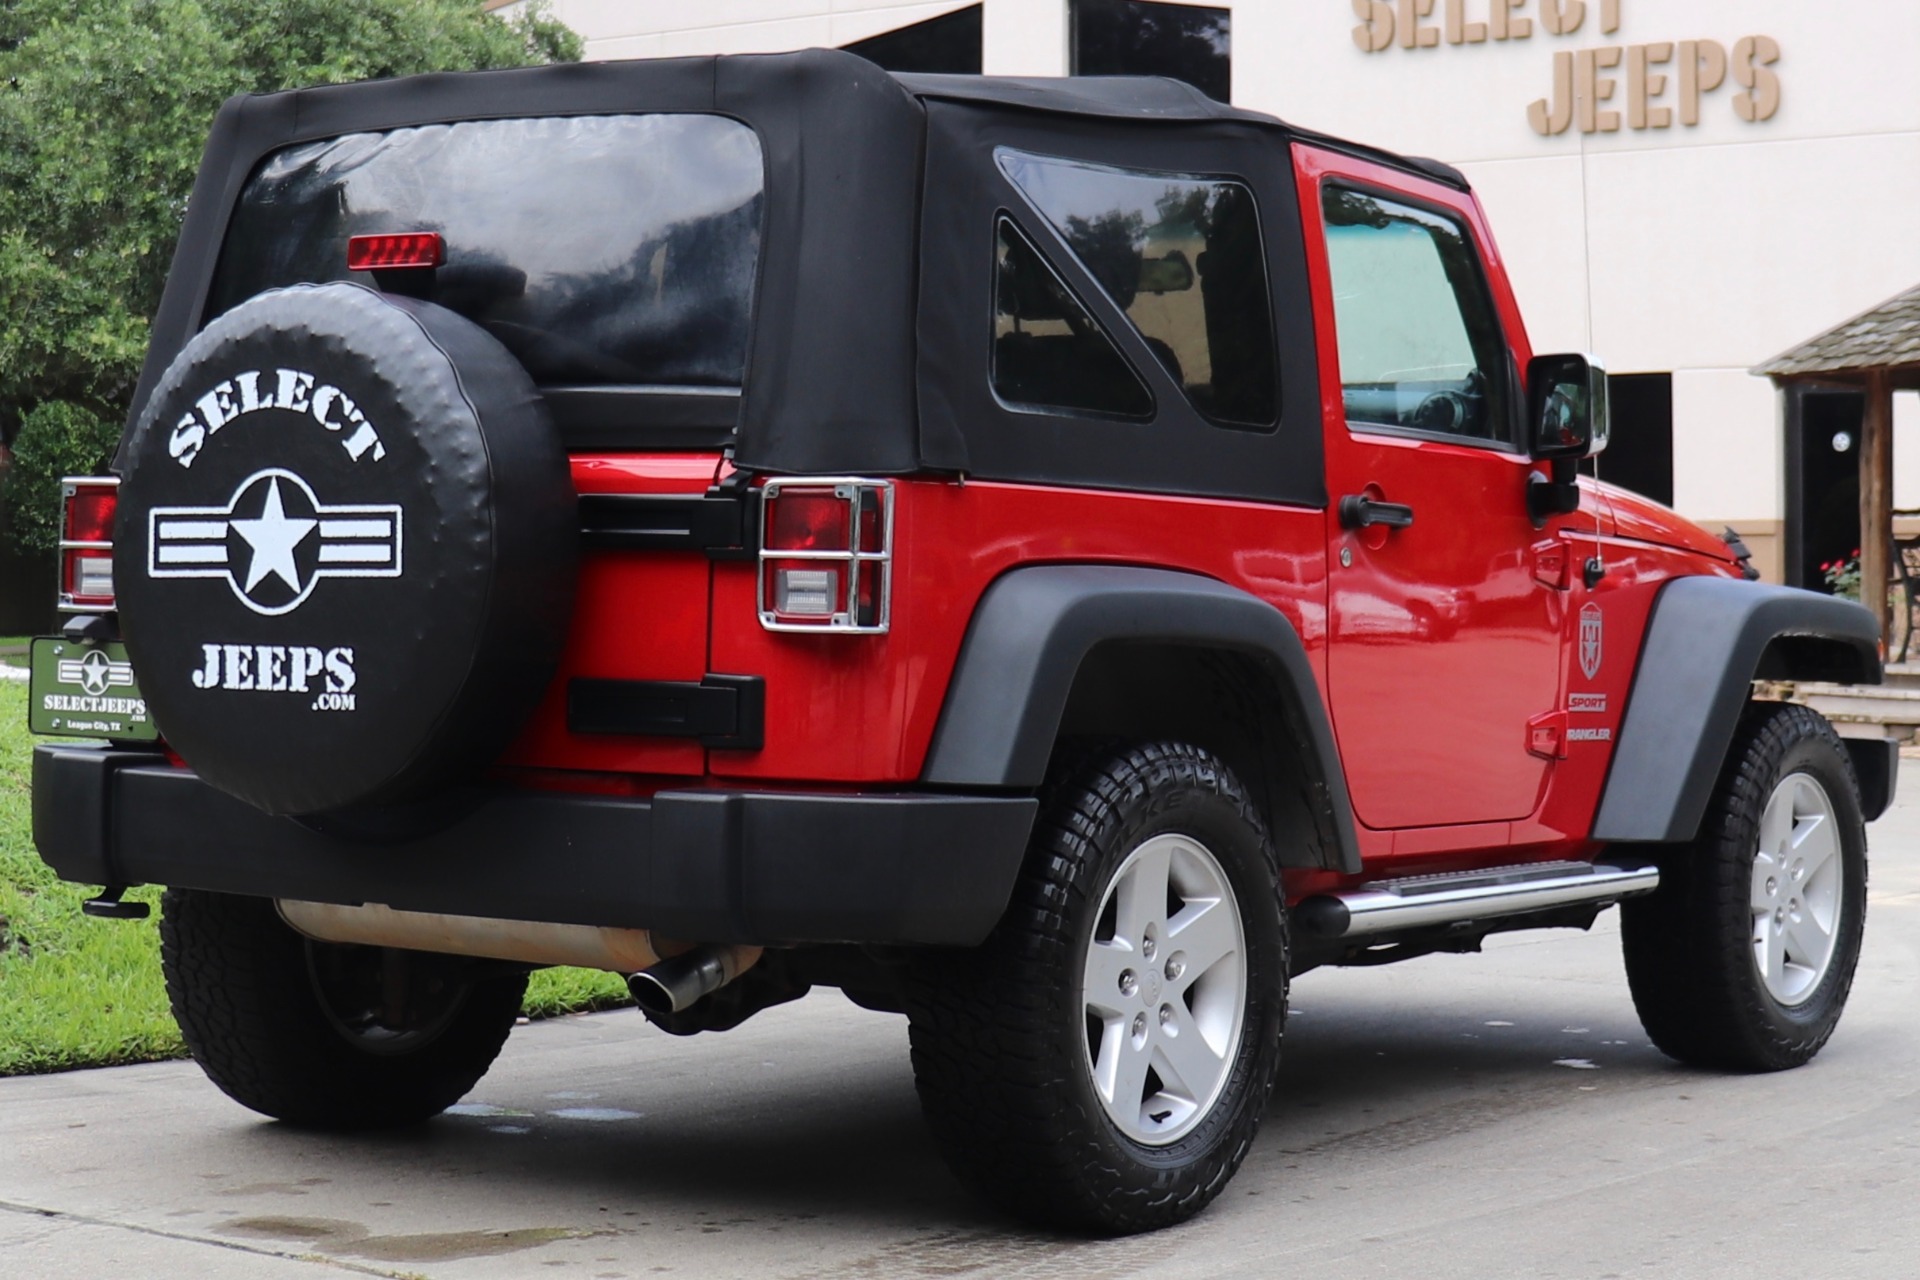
[{"left": 115, "top": 283, "right": 577, "bottom": 816}]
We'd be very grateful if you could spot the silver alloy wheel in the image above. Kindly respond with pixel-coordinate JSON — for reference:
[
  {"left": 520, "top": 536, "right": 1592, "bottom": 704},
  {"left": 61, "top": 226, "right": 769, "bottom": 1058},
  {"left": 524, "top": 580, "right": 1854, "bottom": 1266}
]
[
  {"left": 1751, "top": 771, "right": 1844, "bottom": 1007},
  {"left": 1080, "top": 832, "right": 1247, "bottom": 1146}
]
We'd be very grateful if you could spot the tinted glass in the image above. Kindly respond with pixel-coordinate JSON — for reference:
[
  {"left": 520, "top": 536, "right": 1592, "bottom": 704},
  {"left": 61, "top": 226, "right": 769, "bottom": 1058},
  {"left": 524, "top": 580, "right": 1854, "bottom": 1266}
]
[
  {"left": 1000, "top": 150, "right": 1276, "bottom": 429},
  {"left": 844, "top": 4, "right": 982, "bottom": 73},
  {"left": 208, "top": 115, "right": 765, "bottom": 389},
  {"left": 993, "top": 217, "right": 1153, "bottom": 420},
  {"left": 1072, "top": 0, "right": 1230, "bottom": 103},
  {"left": 1321, "top": 187, "right": 1511, "bottom": 443}
]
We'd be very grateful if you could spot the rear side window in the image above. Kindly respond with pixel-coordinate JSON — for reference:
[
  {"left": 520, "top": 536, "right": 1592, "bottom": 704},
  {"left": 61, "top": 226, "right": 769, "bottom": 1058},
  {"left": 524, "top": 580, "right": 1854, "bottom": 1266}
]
[
  {"left": 207, "top": 114, "right": 765, "bottom": 390},
  {"left": 993, "top": 217, "right": 1153, "bottom": 420},
  {"left": 1321, "top": 186, "right": 1512, "bottom": 443},
  {"left": 997, "top": 149, "right": 1277, "bottom": 429}
]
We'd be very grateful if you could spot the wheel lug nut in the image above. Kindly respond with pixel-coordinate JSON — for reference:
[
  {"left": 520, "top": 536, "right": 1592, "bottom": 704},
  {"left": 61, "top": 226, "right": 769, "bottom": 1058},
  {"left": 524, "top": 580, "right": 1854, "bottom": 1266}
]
[
  {"left": 1119, "top": 969, "right": 1138, "bottom": 997},
  {"left": 1131, "top": 1012, "right": 1147, "bottom": 1043},
  {"left": 1766, "top": 877, "right": 1778, "bottom": 895},
  {"left": 1158, "top": 1003, "right": 1174, "bottom": 1028},
  {"left": 1165, "top": 955, "right": 1185, "bottom": 981}
]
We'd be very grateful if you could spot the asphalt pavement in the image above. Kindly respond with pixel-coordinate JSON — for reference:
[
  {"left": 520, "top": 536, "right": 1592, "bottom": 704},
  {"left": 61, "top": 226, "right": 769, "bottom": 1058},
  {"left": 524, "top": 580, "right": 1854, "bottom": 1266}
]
[{"left": 3, "top": 776, "right": 1917, "bottom": 1279}]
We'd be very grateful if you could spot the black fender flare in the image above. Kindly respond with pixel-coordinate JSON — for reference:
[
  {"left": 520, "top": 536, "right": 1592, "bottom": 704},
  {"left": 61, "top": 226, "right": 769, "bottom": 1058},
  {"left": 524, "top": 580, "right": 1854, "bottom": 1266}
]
[
  {"left": 1594, "top": 577, "right": 1885, "bottom": 842},
  {"left": 921, "top": 564, "right": 1361, "bottom": 874}
]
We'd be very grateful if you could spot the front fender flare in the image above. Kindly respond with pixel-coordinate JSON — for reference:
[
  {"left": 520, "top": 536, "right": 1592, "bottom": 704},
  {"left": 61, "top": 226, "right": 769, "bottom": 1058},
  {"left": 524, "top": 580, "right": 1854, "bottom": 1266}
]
[
  {"left": 921, "top": 564, "right": 1360, "bottom": 874},
  {"left": 1594, "top": 577, "right": 1881, "bottom": 843}
]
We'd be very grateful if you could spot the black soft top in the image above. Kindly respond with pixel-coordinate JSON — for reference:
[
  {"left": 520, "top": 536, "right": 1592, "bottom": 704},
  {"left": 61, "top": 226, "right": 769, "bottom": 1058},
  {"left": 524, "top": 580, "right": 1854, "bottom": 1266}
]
[{"left": 133, "top": 49, "right": 1464, "bottom": 481}]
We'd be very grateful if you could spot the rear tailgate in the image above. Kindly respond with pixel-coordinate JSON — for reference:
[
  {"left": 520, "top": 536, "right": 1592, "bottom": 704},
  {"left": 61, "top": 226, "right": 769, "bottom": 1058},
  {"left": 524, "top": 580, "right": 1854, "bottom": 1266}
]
[{"left": 497, "top": 452, "right": 724, "bottom": 778}]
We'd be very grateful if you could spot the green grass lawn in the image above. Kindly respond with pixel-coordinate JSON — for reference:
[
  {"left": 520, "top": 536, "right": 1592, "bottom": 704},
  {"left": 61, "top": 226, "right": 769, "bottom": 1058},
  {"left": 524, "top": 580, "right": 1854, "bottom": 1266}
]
[{"left": 0, "top": 677, "right": 629, "bottom": 1076}]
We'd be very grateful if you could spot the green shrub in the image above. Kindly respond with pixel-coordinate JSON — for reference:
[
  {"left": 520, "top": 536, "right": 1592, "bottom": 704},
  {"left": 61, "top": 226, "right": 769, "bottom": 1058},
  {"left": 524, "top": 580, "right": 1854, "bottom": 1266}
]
[
  {"left": 2, "top": 401, "right": 119, "bottom": 555},
  {"left": 0, "top": 0, "right": 582, "bottom": 444}
]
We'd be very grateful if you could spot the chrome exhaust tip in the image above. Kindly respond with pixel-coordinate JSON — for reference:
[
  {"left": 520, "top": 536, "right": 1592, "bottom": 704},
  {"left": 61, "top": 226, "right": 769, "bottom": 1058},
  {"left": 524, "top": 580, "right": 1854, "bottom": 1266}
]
[{"left": 627, "top": 945, "right": 756, "bottom": 1015}]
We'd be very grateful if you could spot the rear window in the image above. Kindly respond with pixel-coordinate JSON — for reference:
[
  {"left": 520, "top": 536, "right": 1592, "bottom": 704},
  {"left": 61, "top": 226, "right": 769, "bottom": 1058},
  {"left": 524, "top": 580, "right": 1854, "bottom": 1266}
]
[{"left": 207, "top": 114, "right": 765, "bottom": 391}]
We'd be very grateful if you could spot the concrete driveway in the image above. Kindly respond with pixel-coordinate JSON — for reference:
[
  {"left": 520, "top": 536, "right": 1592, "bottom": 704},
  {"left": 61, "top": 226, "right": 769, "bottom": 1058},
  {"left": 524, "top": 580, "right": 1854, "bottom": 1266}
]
[{"left": 3, "top": 781, "right": 1917, "bottom": 1279}]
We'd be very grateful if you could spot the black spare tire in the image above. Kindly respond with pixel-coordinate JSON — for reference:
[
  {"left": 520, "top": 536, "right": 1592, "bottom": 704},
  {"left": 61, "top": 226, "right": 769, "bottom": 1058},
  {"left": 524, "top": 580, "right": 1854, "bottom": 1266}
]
[{"left": 115, "top": 283, "right": 576, "bottom": 816}]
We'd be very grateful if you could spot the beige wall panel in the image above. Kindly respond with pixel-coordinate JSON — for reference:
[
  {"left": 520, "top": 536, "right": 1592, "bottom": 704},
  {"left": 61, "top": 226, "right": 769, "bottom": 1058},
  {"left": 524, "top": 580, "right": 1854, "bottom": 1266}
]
[
  {"left": 1581, "top": 132, "right": 1920, "bottom": 375},
  {"left": 1896, "top": 392, "right": 1920, "bottom": 513},
  {"left": 1671, "top": 368, "right": 1780, "bottom": 521},
  {"left": 587, "top": 33, "right": 666, "bottom": 62},
  {"left": 1454, "top": 154, "right": 1591, "bottom": 355},
  {"left": 984, "top": 0, "right": 1069, "bottom": 76},
  {"left": 655, "top": 16, "right": 837, "bottom": 56},
  {"left": 554, "top": 0, "right": 824, "bottom": 42}
]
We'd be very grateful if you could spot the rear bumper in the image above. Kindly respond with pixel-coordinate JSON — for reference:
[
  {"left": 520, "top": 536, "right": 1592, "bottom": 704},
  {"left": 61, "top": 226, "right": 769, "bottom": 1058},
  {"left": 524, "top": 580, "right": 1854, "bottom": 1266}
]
[{"left": 32, "top": 744, "right": 1036, "bottom": 947}]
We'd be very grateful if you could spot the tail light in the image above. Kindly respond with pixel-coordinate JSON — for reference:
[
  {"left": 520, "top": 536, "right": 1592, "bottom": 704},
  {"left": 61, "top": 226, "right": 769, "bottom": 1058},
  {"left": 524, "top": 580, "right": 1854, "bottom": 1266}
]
[
  {"left": 59, "top": 476, "right": 119, "bottom": 612},
  {"left": 757, "top": 478, "right": 892, "bottom": 633}
]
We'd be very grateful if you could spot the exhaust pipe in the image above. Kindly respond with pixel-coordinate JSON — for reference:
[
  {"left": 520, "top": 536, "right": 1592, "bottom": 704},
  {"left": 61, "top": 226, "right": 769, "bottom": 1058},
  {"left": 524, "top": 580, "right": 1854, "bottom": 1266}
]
[
  {"left": 628, "top": 944, "right": 763, "bottom": 1015},
  {"left": 279, "top": 902, "right": 767, "bottom": 1013},
  {"left": 277, "top": 900, "right": 664, "bottom": 972}
]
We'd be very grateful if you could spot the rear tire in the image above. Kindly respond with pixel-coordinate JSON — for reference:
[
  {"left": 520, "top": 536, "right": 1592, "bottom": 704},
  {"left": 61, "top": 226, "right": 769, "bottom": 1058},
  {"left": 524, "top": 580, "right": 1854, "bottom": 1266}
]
[
  {"left": 160, "top": 889, "right": 526, "bottom": 1128},
  {"left": 907, "top": 742, "right": 1287, "bottom": 1235},
  {"left": 1620, "top": 702, "right": 1867, "bottom": 1071}
]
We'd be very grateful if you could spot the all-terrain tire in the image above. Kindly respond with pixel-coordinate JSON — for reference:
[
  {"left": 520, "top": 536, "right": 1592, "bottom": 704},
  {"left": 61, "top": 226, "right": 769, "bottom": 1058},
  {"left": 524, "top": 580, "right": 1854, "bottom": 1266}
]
[
  {"left": 160, "top": 888, "right": 527, "bottom": 1128},
  {"left": 1620, "top": 701, "right": 1868, "bottom": 1071},
  {"left": 907, "top": 742, "right": 1288, "bottom": 1235}
]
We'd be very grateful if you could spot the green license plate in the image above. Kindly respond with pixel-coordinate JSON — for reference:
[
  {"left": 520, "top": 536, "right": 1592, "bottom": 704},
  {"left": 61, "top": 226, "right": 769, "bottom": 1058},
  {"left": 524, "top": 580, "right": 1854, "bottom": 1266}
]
[{"left": 27, "top": 637, "right": 160, "bottom": 741}]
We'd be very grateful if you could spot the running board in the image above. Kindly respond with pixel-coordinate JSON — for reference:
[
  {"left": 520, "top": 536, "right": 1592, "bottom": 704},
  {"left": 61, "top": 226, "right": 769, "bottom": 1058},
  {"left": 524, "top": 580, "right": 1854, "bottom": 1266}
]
[{"left": 1292, "top": 860, "right": 1660, "bottom": 940}]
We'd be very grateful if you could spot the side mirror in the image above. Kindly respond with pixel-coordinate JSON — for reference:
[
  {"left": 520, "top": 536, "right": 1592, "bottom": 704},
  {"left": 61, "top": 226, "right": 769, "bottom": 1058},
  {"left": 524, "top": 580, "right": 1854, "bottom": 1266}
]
[{"left": 1528, "top": 353, "right": 1610, "bottom": 460}]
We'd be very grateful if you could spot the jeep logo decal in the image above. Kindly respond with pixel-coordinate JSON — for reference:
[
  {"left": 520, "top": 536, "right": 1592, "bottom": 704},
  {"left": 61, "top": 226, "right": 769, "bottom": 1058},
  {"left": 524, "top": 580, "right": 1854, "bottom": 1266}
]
[
  {"left": 148, "top": 467, "right": 403, "bottom": 617},
  {"left": 167, "top": 367, "right": 387, "bottom": 468},
  {"left": 1579, "top": 601, "right": 1603, "bottom": 681},
  {"left": 58, "top": 649, "right": 136, "bottom": 698}
]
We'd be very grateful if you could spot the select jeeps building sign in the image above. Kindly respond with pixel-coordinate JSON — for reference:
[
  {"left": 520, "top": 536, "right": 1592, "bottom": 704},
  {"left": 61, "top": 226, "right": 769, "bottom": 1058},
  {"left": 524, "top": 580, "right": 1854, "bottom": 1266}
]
[{"left": 1349, "top": 1, "right": 1782, "bottom": 136}]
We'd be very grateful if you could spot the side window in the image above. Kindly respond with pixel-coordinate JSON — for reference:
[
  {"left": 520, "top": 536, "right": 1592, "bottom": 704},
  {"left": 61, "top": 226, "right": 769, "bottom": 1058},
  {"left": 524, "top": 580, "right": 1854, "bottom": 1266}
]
[
  {"left": 998, "top": 149, "right": 1278, "bottom": 430},
  {"left": 1321, "top": 186, "right": 1512, "bottom": 444},
  {"left": 993, "top": 216, "right": 1154, "bottom": 420}
]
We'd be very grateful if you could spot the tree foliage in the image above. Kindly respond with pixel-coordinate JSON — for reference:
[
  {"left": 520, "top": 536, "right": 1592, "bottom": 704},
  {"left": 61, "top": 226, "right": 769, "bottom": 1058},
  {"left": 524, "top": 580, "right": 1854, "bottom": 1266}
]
[
  {"left": 0, "top": 0, "right": 581, "bottom": 448},
  {"left": 2, "top": 401, "right": 118, "bottom": 554}
]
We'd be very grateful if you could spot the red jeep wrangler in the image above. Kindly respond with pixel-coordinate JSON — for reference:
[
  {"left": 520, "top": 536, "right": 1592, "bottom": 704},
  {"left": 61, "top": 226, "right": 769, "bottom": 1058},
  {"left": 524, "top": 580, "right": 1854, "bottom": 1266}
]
[{"left": 30, "top": 51, "right": 1889, "bottom": 1234}]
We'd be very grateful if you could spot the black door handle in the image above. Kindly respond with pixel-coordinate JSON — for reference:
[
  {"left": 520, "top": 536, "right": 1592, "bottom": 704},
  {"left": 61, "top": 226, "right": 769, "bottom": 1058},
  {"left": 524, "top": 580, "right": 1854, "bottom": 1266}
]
[{"left": 1339, "top": 495, "right": 1415, "bottom": 530}]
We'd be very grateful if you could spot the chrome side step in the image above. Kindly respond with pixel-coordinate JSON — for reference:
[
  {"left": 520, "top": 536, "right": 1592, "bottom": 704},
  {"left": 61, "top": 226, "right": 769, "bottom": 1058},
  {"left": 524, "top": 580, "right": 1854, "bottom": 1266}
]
[{"left": 1293, "top": 860, "right": 1660, "bottom": 940}]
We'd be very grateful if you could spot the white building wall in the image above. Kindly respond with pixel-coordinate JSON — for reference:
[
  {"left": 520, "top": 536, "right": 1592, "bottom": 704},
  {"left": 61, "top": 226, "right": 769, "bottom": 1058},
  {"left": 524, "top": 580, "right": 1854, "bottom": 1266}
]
[
  {"left": 983, "top": 0, "right": 1068, "bottom": 76},
  {"left": 514, "top": 0, "right": 1920, "bottom": 553},
  {"left": 1241, "top": 0, "right": 1920, "bottom": 532},
  {"left": 1897, "top": 393, "right": 1920, "bottom": 512}
]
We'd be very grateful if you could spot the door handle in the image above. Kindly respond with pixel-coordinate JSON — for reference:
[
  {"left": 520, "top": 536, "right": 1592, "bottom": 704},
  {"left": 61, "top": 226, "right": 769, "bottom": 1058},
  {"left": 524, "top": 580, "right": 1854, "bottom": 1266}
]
[{"left": 1339, "top": 495, "right": 1415, "bottom": 530}]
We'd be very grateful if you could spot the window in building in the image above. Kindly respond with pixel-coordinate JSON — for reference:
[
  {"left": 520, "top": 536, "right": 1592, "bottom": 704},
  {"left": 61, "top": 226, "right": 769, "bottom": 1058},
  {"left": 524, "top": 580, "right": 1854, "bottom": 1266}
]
[
  {"left": 1320, "top": 186, "right": 1512, "bottom": 445},
  {"left": 993, "top": 216, "right": 1154, "bottom": 420},
  {"left": 1597, "top": 373, "right": 1674, "bottom": 506},
  {"left": 1072, "top": 0, "right": 1231, "bottom": 104},
  {"left": 843, "top": 4, "right": 982, "bottom": 75},
  {"left": 999, "top": 149, "right": 1276, "bottom": 428}
]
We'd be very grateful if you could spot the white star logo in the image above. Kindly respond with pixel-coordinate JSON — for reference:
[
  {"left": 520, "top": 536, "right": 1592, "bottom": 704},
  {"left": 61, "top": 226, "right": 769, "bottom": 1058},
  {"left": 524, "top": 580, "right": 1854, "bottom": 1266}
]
[
  {"left": 230, "top": 477, "right": 317, "bottom": 595},
  {"left": 149, "top": 468, "right": 403, "bottom": 616}
]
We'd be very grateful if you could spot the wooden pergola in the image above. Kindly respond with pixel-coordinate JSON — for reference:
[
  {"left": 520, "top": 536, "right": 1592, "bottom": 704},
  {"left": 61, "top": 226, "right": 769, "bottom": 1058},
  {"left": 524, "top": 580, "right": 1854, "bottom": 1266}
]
[{"left": 1756, "top": 283, "right": 1920, "bottom": 645}]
